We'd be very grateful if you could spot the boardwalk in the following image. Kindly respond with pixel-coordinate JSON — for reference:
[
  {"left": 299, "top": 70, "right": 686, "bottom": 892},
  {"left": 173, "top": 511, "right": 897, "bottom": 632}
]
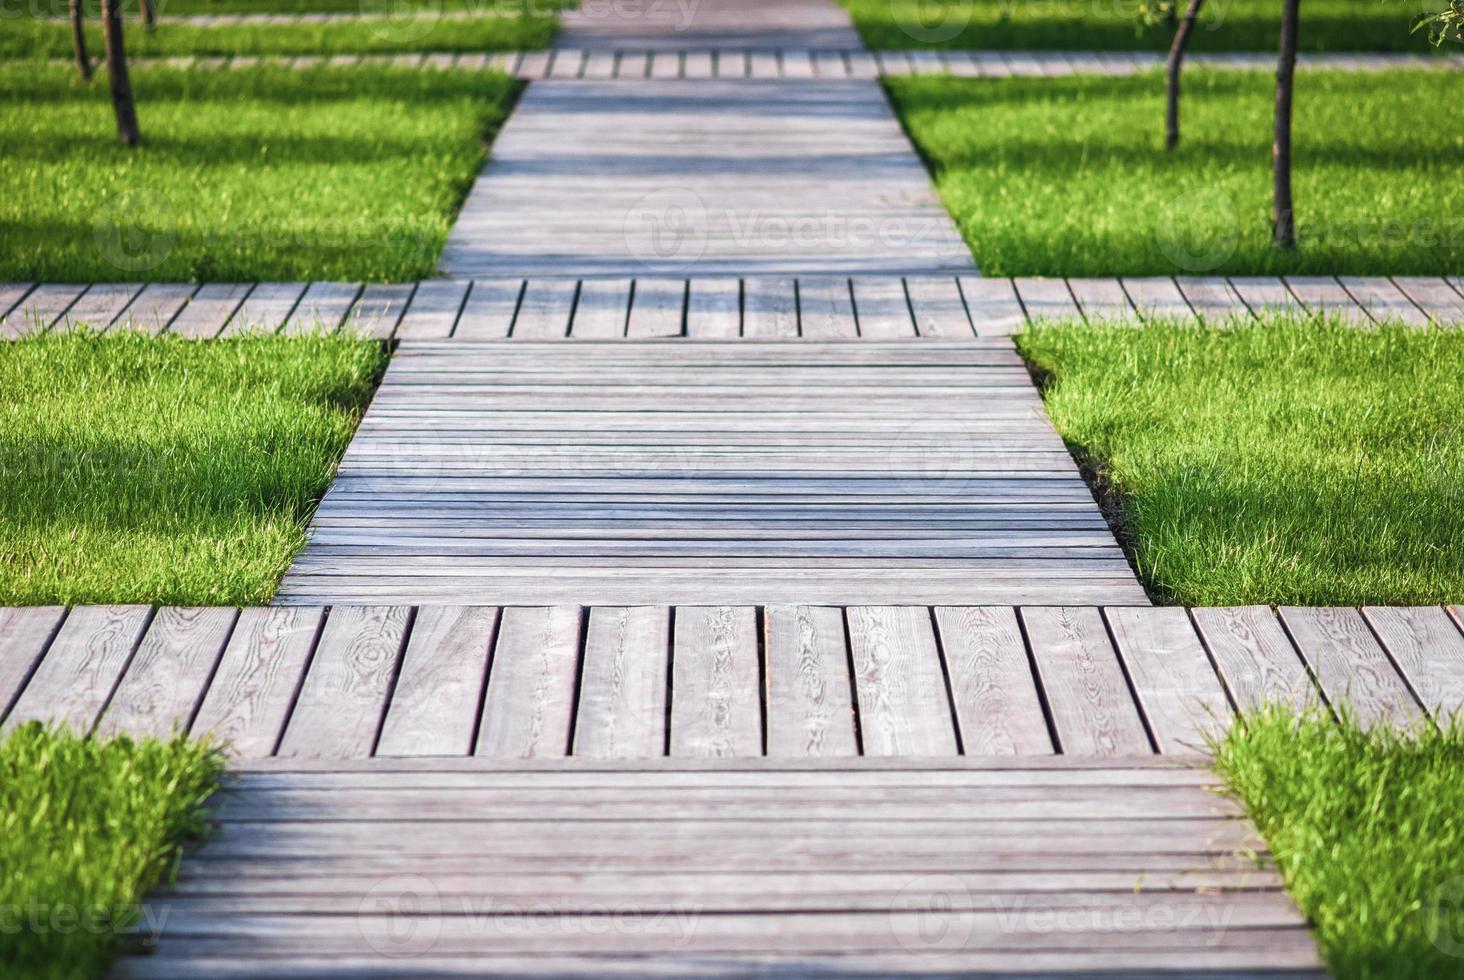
[
  {"left": 278, "top": 340, "right": 1147, "bottom": 606},
  {"left": 556, "top": 0, "right": 863, "bottom": 51}
]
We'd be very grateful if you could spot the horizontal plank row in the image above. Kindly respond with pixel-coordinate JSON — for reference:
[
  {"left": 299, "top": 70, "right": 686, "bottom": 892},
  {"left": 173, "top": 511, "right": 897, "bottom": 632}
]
[
  {"left": 5, "top": 275, "right": 1458, "bottom": 341},
  {"left": 3, "top": 604, "right": 1459, "bottom": 762},
  {"left": 56, "top": 49, "right": 1464, "bottom": 79}
]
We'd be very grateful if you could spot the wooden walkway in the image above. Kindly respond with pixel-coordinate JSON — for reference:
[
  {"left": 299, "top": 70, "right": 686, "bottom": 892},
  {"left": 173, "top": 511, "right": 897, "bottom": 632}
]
[
  {"left": 556, "top": 0, "right": 863, "bottom": 51},
  {"left": 439, "top": 80, "right": 974, "bottom": 278},
  {"left": 278, "top": 339, "right": 1146, "bottom": 606},
  {"left": 5, "top": 604, "right": 1459, "bottom": 760},
  {"left": 5, "top": 276, "right": 1461, "bottom": 339},
  {"left": 111, "top": 757, "right": 1323, "bottom": 978}
]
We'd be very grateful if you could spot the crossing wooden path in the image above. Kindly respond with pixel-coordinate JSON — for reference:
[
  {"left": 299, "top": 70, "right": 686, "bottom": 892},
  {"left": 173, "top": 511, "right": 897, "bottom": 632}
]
[
  {"left": 278, "top": 339, "right": 1147, "bottom": 606},
  {"left": 5, "top": 275, "right": 1460, "bottom": 339},
  {"left": 5, "top": 604, "right": 1457, "bottom": 759},
  {"left": 556, "top": 0, "right": 863, "bottom": 51}
]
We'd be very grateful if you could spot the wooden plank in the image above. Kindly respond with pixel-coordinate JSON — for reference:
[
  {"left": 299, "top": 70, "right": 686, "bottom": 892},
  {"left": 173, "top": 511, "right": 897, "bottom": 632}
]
[
  {"left": 276, "top": 606, "right": 411, "bottom": 758},
  {"left": 1105, "top": 607, "right": 1230, "bottom": 756},
  {"left": 0, "top": 283, "right": 85, "bottom": 337},
  {"left": 341, "top": 283, "right": 414, "bottom": 340},
  {"left": 764, "top": 605, "right": 858, "bottom": 757},
  {"left": 511, "top": 279, "right": 579, "bottom": 339},
  {"left": 1185, "top": 607, "right": 1313, "bottom": 712},
  {"left": 0, "top": 282, "right": 34, "bottom": 322},
  {"left": 3, "top": 606, "right": 152, "bottom": 734},
  {"left": 282, "top": 281, "right": 360, "bottom": 334},
  {"left": 851, "top": 277, "right": 915, "bottom": 338},
  {"left": 649, "top": 50, "right": 681, "bottom": 79},
  {"left": 0, "top": 607, "right": 66, "bottom": 720},
  {"left": 55, "top": 282, "right": 142, "bottom": 332},
  {"left": 670, "top": 606, "right": 761, "bottom": 757},
  {"left": 683, "top": 50, "right": 714, "bottom": 79},
  {"left": 1022, "top": 607, "right": 1151, "bottom": 755},
  {"left": 846, "top": 606, "right": 959, "bottom": 756},
  {"left": 220, "top": 282, "right": 303, "bottom": 336},
  {"left": 476, "top": 606, "right": 582, "bottom": 758},
  {"left": 96, "top": 607, "right": 238, "bottom": 740},
  {"left": 376, "top": 606, "right": 498, "bottom": 757},
  {"left": 1391, "top": 276, "right": 1464, "bottom": 325},
  {"left": 813, "top": 50, "right": 846, "bottom": 79},
  {"left": 1014, "top": 278, "right": 1080, "bottom": 323},
  {"left": 782, "top": 49, "right": 816, "bottom": 80},
  {"left": 743, "top": 277, "right": 799, "bottom": 337},
  {"left": 573, "top": 606, "right": 671, "bottom": 759},
  {"left": 626, "top": 278, "right": 686, "bottom": 338},
  {"left": 960, "top": 277, "right": 1026, "bottom": 336},
  {"left": 394, "top": 279, "right": 469, "bottom": 339},
  {"left": 1339, "top": 276, "right": 1430, "bottom": 327},
  {"left": 1175, "top": 277, "right": 1247, "bottom": 325},
  {"left": 906, "top": 276, "right": 974, "bottom": 337},
  {"left": 795, "top": 277, "right": 857, "bottom": 338},
  {"left": 170, "top": 283, "right": 252, "bottom": 339},
  {"left": 191, "top": 607, "right": 324, "bottom": 758},
  {"left": 749, "top": 50, "right": 780, "bottom": 79},
  {"left": 1284, "top": 276, "right": 1371, "bottom": 325},
  {"left": 454, "top": 279, "right": 523, "bottom": 340},
  {"left": 1279, "top": 607, "right": 1423, "bottom": 727},
  {"left": 549, "top": 49, "right": 585, "bottom": 79},
  {"left": 1228, "top": 277, "right": 1305, "bottom": 317},
  {"left": 1121, "top": 278, "right": 1195, "bottom": 323},
  {"left": 933, "top": 606, "right": 1052, "bottom": 755},
  {"left": 568, "top": 279, "right": 632, "bottom": 339},
  {"left": 1066, "top": 278, "right": 1136, "bottom": 323},
  {"left": 582, "top": 51, "right": 617, "bottom": 80},
  {"left": 1361, "top": 606, "right": 1464, "bottom": 719},
  {"left": 715, "top": 50, "right": 749, "bottom": 80},
  {"left": 616, "top": 51, "right": 650, "bottom": 79},
  {"left": 516, "top": 51, "right": 551, "bottom": 79},
  {"left": 685, "top": 278, "right": 741, "bottom": 338}
]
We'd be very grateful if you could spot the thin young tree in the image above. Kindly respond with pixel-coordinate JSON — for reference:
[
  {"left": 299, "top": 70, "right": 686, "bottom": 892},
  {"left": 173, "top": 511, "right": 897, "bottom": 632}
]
[
  {"left": 142, "top": 0, "right": 157, "bottom": 31},
  {"left": 1164, "top": 0, "right": 1206, "bottom": 150},
  {"left": 1271, "top": 0, "right": 1300, "bottom": 248},
  {"left": 69, "top": 0, "right": 92, "bottom": 79},
  {"left": 100, "top": 0, "right": 141, "bottom": 144}
]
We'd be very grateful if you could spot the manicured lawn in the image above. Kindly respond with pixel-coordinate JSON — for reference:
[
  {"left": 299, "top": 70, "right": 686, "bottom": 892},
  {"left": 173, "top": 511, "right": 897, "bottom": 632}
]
[
  {"left": 0, "top": 332, "right": 385, "bottom": 606},
  {"left": 0, "top": 726, "right": 223, "bottom": 980},
  {"left": 844, "top": 0, "right": 1437, "bottom": 52},
  {"left": 1018, "top": 317, "right": 1464, "bottom": 606},
  {"left": 1216, "top": 707, "right": 1464, "bottom": 980},
  {"left": 1, "top": 65, "right": 516, "bottom": 282},
  {"left": 888, "top": 70, "right": 1464, "bottom": 277}
]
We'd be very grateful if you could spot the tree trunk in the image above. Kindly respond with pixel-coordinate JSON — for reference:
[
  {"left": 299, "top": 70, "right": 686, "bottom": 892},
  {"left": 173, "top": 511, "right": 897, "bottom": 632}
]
[
  {"left": 1272, "top": 0, "right": 1301, "bottom": 248},
  {"left": 1164, "top": 0, "right": 1205, "bottom": 150},
  {"left": 69, "top": 0, "right": 92, "bottom": 80},
  {"left": 101, "top": 0, "right": 140, "bottom": 145},
  {"left": 142, "top": 0, "right": 157, "bottom": 31}
]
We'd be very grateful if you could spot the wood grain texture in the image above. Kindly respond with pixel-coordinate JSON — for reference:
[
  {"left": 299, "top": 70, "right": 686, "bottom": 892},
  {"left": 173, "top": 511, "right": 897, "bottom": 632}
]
[
  {"left": 97, "top": 607, "right": 238, "bottom": 740},
  {"left": 573, "top": 606, "right": 671, "bottom": 758},
  {"left": 846, "top": 606, "right": 958, "bottom": 756},
  {"left": 1022, "top": 607, "right": 1151, "bottom": 756},
  {"left": 1105, "top": 607, "right": 1230, "bottom": 756},
  {"left": 934, "top": 606, "right": 1052, "bottom": 755},
  {"left": 670, "top": 606, "right": 761, "bottom": 757},
  {"left": 764, "top": 604, "right": 858, "bottom": 757},
  {"left": 376, "top": 606, "right": 498, "bottom": 756},
  {"left": 1362, "top": 606, "right": 1464, "bottom": 719},
  {"left": 1279, "top": 607, "right": 1423, "bottom": 728},
  {"left": 476, "top": 606, "right": 582, "bottom": 758},
  {"left": 1190, "top": 606, "right": 1314, "bottom": 712},
  {"left": 0, "top": 606, "right": 66, "bottom": 719},
  {"left": 3, "top": 605, "right": 152, "bottom": 733}
]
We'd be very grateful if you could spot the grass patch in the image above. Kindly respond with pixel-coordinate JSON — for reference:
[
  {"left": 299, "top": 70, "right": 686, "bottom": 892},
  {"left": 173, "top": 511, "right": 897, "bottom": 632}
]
[
  {"left": 1216, "top": 706, "right": 1464, "bottom": 980},
  {"left": 0, "top": 725, "right": 223, "bottom": 980},
  {"left": 1017, "top": 317, "right": 1464, "bottom": 606},
  {"left": 0, "top": 332, "right": 385, "bottom": 606},
  {"left": 843, "top": 0, "right": 1437, "bottom": 52},
  {"left": 0, "top": 65, "right": 517, "bottom": 282},
  {"left": 887, "top": 70, "right": 1464, "bottom": 277}
]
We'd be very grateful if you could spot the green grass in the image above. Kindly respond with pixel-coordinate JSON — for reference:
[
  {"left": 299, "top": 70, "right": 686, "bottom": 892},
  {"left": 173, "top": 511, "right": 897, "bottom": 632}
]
[
  {"left": 1017, "top": 317, "right": 1464, "bottom": 606},
  {"left": 0, "top": 332, "right": 385, "bottom": 606},
  {"left": 1216, "top": 706, "right": 1464, "bottom": 980},
  {"left": 0, "top": 65, "right": 517, "bottom": 282},
  {"left": 3, "top": 12, "right": 557, "bottom": 59},
  {"left": 888, "top": 70, "right": 1464, "bottom": 276},
  {"left": 0, "top": 725, "right": 223, "bottom": 980},
  {"left": 843, "top": 0, "right": 1439, "bottom": 52}
]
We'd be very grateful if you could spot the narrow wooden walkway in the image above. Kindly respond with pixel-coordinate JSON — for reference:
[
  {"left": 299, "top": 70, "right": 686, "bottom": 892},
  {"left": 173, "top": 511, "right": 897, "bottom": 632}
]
[
  {"left": 440, "top": 80, "right": 974, "bottom": 278},
  {"left": 5, "top": 604, "right": 1458, "bottom": 760},
  {"left": 6, "top": 275, "right": 1459, "bottom": 340},
  {"left": 556, "top": 0, "right": 863, "bottom": 51},
  {"left": 113, "top": 758, "right": 1323, "bottom": 978},
  {"left": 279, "top": 339, "right": 1144, "bottom": 606}
]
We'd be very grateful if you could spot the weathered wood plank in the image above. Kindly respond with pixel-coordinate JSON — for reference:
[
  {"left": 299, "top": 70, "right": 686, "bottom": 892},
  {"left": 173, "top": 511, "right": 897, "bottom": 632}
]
[
  {"left": 452, "top": 279, "right": 523, "bottom": 340},
  {"left": 376, "top": 606, "right": 497, "bottom": 756},
  {"left": 1360, "top": 606, "right": 1464, "bottom": 720},
  {"left": 1013, "top": 278, "right": 1080, "bottom": 323},
  {"left": 846, "top": 606, "right": 959, "bottom": 755},
  {"left": 509, "top": 279, "right": 577, "bottom": 339},
  {"left": 1279, "top": 607, "right": 1423, "bottom": 727},
  {"left": 1105, "top": 607, "right": 1230, "bottom": 756},
  {"left": 1022, "top": 606, "right": 1151, "bottom": 755},
  {"left": 1284, "top": 276, "right": 1371, "bottom": 325},
  {"left": 1121, "top": 278, "right": 1195, "bottom": 323},
  {"left": 341, "top": 283, "right": 414, "bottom": 340},
  {"left": 573, "top": 606, "right": 671, "bottom": 758},
  {"left": 191, "top": 607, "right": 325, "bottom": 758},
  {"left": 0, "top": 283, "right": 85, "bottom": 337},
  {"left": 476, "top": 606, "right": 582, "bottom": 758},
  {"left": 626, "top": 278, "right": 686, "bottom": 338},
  {"left": 282, "top": 281, "right": 360, "bottom": 334},
  {"left": 219, "top": 282, "right": 301, "bottom": 336},
  {"left": 1339, "top": 276, "right": 1430, "bottom": 327},
  {"left": 1066, "top": 278, "right": 1136, "bottom": 322},
  {"left": 393, "top": 279, "right": 469, "bottom": 339},
  {"left": 685, "top": 278, "right": 741, "bottom": 338},
  {"left": 169, "top": 282, "right": 253, "bottom": 339},
  {"left": 670, "top": 606, "right": 761, "bottom": 757},
  {"left": 1191, "top": 606, "right": 1314, "bottom": 712},
  {"left": 1175, "top": 277, "right": 1247, "bottom": 325},
  {"left": 960, "top": 277, "right": 1027, "bottom": 335},
  {"left": 743, "top": 277, "right": 799, "bottom": 337},
  {"left": 1228, "top": 277, "right": 1305, "bottom": 317},
  {"left": 0, "top": 607, "right": 66, "bottom": 720},
  {"left": 850, "top": 277, "right": 914, "bottom": 338},
  {"left": 56, "top": 282, "right": 142, "bottom": 332},
  {"left": 97, "top": 607, "right": 238, "bottom": 740},
  {"left": 3, "top": 606, "right": 153, "bottom": 734},
  {"left": 276, "top": 606, "right": 411, "bottom": 758},
  {"left": 1391, "top": 276, "right": 1464, "bottom": 325},
  {"left": 933, "top": 606, "right": 1052, "bottom": 754},
  {"left": 764, "top": 605, "right": 858, "bottom": 757},
  {"left": 796, "top": 277, "right": 857, "bottom": 338},
  {"left": 568, "top": 278, "right": 632, "bottom": 339},
  {"left": 906, "top": 276, "right": 974, "bottom": 337}
]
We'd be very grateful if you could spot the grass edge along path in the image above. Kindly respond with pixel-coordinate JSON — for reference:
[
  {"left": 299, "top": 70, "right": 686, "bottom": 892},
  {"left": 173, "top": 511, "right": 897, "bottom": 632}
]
[
  {"left": 1017, "top": 315, "right": 1464, "bottom": 607},
  {"left": 1215, "top": 705, "right": 1464, "bottom": 980},
  {"left": 0, "top": 725, "right": 224, "bottom": 980},
  {"left": 0, "top": 332, "right": 386, "bottom": 606}
]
